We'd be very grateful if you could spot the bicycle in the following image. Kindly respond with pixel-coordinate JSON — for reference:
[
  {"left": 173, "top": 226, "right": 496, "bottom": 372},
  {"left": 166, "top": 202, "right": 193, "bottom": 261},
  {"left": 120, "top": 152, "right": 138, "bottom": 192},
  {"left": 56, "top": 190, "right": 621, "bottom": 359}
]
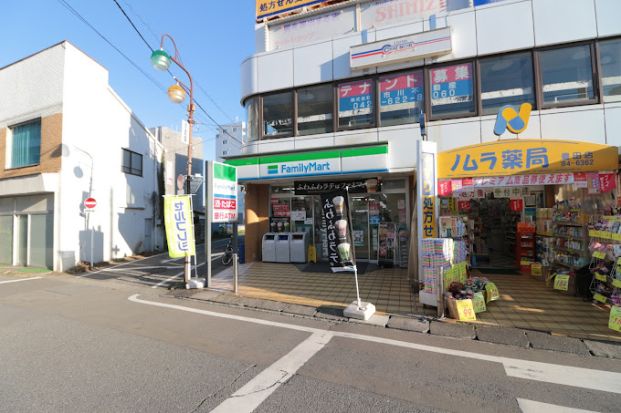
[{"left": 221, "top": 236, "right": 234, "bottom": 265}]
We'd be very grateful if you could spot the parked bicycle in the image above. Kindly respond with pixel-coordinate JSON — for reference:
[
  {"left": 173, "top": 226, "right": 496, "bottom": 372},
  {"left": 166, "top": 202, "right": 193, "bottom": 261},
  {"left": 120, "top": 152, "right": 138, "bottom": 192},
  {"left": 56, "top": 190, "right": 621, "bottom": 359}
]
[{"left": 221, "top": 236, "right": 234, "bottom": 265}]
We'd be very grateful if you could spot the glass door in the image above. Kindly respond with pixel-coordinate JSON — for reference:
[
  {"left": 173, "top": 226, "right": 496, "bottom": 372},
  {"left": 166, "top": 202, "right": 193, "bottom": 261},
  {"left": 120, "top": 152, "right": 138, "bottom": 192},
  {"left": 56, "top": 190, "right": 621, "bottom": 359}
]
[{"left": 350, "top": 196, "right": 369, "bottom": 261}]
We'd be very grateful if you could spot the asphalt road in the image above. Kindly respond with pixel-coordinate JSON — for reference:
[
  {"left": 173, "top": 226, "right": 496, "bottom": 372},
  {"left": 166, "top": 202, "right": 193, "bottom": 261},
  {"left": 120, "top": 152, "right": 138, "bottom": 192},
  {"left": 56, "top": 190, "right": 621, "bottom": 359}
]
[
  {"left": 77, "top": 239, "right": 231, "bottom": 289},
  {"left": 1, "top": 273, "right": 621, "bottom": 412}
]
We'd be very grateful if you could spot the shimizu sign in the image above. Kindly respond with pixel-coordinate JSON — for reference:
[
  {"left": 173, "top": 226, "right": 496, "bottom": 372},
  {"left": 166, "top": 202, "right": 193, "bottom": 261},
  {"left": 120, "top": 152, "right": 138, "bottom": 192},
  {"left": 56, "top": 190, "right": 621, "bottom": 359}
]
[
  {"left": 350, "top": 27, "right": 451, "bottom": 70},
  {"left": 438, "top": 140, "right": 619, "bottom": 179},
  {"left": 226, "top": 145, "right": 389, "bottom": 181}
]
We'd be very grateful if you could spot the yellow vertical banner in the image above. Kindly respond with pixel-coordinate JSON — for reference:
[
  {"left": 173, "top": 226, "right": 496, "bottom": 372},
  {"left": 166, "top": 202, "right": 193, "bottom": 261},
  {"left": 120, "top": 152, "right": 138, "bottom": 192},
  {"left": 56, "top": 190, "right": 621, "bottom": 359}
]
[
  {"left": 164, "top": 195, "right": 196, "bottom": 258},
  {"left": 422, "top": 196, "right": 436, "bottom": 238}
]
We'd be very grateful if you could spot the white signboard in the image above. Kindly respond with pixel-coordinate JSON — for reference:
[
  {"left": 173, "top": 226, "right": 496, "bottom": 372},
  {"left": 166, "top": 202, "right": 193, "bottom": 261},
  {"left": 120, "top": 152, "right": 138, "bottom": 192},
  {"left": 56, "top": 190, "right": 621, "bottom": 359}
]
[
  {"left": 211, "top": 162, "right": 238, "bottom": 223},
  {"left": 361, "top": 0, "right": 447, "bottom": 30},
  {"left": 269, "top": 6, "right": 355, "bottom": 50},
  {"left": 350, "top": 27, "right": 451, "bottom": 69}
]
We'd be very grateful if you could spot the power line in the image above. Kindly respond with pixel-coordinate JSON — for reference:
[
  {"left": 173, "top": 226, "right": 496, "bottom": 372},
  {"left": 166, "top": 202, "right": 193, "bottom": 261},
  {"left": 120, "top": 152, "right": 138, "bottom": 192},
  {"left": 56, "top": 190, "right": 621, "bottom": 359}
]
[
  {"left": 112, "top": 0, "right": 154, "bottom": 52},
  {"left": 110, "top": 0, "right": 238, "bottom": 126},
  {"left": 56, "top": 0, "right": 170, "bottom": 96},
  {"left": 119, "top": 0, "right": 160, "bottom": 45}
]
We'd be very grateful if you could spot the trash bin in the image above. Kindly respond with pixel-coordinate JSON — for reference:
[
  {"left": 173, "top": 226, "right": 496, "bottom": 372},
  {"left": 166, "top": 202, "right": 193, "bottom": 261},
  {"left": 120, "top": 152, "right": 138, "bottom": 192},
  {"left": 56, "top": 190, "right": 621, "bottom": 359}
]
[
  {"left": 275, "top": 233, "right": 291, "bottom": 263},
  {"left": 290, "top": 232, "right": 309, "bottom": 263},
  {"left": 262, "top": 233, "right": 277, "bottom": 262}
]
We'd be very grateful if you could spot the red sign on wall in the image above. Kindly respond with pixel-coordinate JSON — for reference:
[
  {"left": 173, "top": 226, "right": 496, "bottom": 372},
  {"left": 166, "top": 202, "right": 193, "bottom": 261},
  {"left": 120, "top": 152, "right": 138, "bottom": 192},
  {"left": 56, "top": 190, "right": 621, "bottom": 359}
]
[
  {"left": 214, "top": 198, "right": 237, "bottom": 210},
  {"left": 457, "top": 200, "right": 471, "bottom": 212},
  {"left": 438, "top": 180, "right": 452, "bottom": 197},
  {"left": 509, "top": 198, "right": 524, "bottom": 212},
  {"left": 599, "top": 173, "right": 617, "bottom": 193}
]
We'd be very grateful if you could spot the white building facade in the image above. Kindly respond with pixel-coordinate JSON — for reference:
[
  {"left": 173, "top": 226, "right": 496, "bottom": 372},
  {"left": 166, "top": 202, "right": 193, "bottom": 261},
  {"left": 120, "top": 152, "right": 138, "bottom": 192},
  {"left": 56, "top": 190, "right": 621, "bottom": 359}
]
[
  {"left": 229, "top": 0, "right": 621, "bottom": 264},
  {"left": 0, "top": 41, "right": 164, "bottom": 271},
  {"left": 216, "top": 122, "right": 245, "bottom": 161}
]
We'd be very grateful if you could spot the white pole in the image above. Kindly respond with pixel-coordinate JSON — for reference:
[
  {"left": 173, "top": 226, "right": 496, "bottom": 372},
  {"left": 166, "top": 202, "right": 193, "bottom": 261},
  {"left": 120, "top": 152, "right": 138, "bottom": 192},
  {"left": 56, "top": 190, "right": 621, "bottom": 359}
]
[
  {"left": 354, "top": 265, "right": 362, "bottom": 309},
  {"left": 90, "top": 213, "right": 94, "bottom": 269},
  {"left": 206, "top": 161, "right": 213, "bottom": 288}
]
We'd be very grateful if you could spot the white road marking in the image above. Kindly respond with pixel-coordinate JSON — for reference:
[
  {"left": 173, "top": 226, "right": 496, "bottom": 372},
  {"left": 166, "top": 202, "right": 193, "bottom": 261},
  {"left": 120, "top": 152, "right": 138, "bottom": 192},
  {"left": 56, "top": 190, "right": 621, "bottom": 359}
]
[
  {"left": 151, "top": 271, "right": 183, "bottom": 289},
  {"left": 78, "top": 252, "right": 168, "bottom": 277},
  {"left": 517, "top": 398, "right": 599, "bottom": 413},
  {"left": 128, "top": 295, "right": 621, "bottom": 395},
  {"left": 0, "top": 276, "right": 43, "bottom": 285},
  {"left": 99, "top": 265, "right": 183, "bottom": 272},
  {"left": 505, "top": 359, "right": 621, "bottom": 395},
  {"left": 210, "top": 331, "right": 332, "bottom": 413}
]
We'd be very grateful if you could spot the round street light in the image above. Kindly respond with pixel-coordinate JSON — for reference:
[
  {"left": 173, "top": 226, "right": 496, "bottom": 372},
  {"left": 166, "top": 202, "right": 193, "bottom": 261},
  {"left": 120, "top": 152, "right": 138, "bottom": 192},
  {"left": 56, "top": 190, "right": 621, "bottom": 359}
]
[
  {"left": 150, "top": 49, "right": 171, "bottom": 71},
  {"left": 167, "top": 83, "right": 186, "bottom": 104}
]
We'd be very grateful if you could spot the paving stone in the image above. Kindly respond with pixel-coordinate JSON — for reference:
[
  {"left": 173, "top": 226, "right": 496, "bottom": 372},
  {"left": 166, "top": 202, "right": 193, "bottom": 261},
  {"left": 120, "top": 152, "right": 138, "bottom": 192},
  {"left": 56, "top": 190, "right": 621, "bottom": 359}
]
[
  {"left": 584, "top": 340, "right": 621, "bottom": 359},
  {"left": 526, "top": 330, "right": 590, "bottom": 355},
  {"left": 282, "top": 303, "right": 317, "bottom": 317},
  {"left": 386, "top": 316, "right": 430, "bottom": 333},
  {"left": 188, "top": 290, "right": 225, "bottom": 301},
  {"left": 429, "top": 321, "right": 476, "bottom": 339},
  {"left": 476, "top": 326, "right": 529, "bottom": 348},
  {"left": 209, "top": 293, "right": 243, "bottom": 306},
  {"left": 315, "top": 307, "right": 348, "bottom": 322},
  {"left": 237, "top": 297, "right": 267, "bottom": 309},
  {"left": 252, "top": 299, "right": 289, "bottom": 312},
  {"left": 349, "top": 314, "right": 391, "bottom": 327}
]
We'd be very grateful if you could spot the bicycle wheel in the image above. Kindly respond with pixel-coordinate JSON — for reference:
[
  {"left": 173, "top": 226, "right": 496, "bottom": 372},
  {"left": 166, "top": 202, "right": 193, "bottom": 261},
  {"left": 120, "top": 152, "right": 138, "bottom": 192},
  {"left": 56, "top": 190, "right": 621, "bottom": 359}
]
[{"left": 222, "top": 253, "right": 233, "bottom": 265}]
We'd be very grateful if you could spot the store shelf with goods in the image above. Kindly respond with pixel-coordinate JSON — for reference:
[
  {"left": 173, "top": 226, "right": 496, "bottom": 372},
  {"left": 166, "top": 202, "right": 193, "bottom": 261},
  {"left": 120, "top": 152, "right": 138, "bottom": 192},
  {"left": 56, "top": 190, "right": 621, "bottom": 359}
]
[
  {"left": 551, "top": 207, "right": 590, "bottom": 272},
  {"left": 516, "top": 223, "right": 536, "bottom": 269},
  {"left": 588, "top": 216, "right": 621, "bottom": 307}
]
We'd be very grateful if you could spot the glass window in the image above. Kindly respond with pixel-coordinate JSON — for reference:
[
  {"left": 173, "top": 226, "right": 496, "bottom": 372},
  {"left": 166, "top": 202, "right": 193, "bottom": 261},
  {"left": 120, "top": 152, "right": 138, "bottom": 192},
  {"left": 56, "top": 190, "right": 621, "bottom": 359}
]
[
  {"left": 539, "top": 45, "right": 594, "bottom": 106},
  {"left": 122, "top": 148, "right": 142, "bottom": 176},
  {"left": 429, "top": 63, "right": 475, "bottom": 118},
  {"left": 10, "top": 119, "right": 41, "bottom": 168},
  {"left": 338, "top": 79, "right": 374, "bottom": 128},
  {"left": 222, "top": 139, "right": 227, "bottom": 144},
  {"left": 263, "top": 92, "right": 293, "bottom": 138},
  {"left": 480, "top": 52, "right": 535, "bottom": 115},
  {"left": 245, "top": 97, "right": 259, "bottom": 142},
  {"left": 599, "top": 39, "right": 621, "bottom": 103},
  {"left": 379, "top": 71, "right": 424, "bottom": 126},
  {"left": 297, "top": 84, "right": 334, "bottom": 136}
]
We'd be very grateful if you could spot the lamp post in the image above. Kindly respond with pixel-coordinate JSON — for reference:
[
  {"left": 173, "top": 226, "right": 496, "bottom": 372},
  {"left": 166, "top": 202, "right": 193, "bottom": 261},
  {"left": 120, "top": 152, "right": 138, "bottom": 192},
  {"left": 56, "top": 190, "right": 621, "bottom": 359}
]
[{"left": 151, "top": 34, "right": 195, "bottom": 288}]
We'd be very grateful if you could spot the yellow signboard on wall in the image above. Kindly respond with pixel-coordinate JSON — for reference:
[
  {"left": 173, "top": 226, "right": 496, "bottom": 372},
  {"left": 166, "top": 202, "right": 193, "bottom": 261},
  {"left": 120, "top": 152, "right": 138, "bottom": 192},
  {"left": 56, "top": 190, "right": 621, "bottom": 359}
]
[
  {"left": 256, "top": 0, "right": 327, "bottom": 20},
  {"left": 438, "top": 140, "right": 619, "bottom": 179}
]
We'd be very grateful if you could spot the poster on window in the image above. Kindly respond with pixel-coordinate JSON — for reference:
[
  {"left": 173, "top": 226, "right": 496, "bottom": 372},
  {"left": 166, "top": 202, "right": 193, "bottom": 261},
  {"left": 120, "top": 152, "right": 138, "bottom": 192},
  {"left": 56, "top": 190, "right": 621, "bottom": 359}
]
[
  {"left": 379, "top": 72, "right": 423, "bottom": 112},
  {"left": 338, "top": 80, "right": 373, "bottom": 117},
  {"left": 430, "top": 64, "right": 473, "bottom": 106}
]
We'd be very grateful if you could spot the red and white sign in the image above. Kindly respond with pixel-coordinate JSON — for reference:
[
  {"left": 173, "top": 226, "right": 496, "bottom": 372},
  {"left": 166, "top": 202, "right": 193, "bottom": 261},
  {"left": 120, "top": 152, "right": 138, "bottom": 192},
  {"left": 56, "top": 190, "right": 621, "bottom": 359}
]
[
  {"left": 509, "top": 198, "right": 524, "bottom": 212},
  {"left": 599, "top": 173, "right": 617, "bottom": 193},
  {"left": 213, "top": 198, "right": 237, "bottom": 210},
  {"left": 457, "top": 200, "right": 471, "bottom": 212},
  {"left": 84, "top": 197, "right": 97, "bottom": 210}
]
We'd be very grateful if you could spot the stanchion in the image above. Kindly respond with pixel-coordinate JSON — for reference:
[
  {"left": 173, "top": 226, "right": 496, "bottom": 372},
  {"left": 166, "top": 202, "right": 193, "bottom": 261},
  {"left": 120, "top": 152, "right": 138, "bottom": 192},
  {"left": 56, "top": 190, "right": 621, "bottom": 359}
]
[{"left": 233, "top": 253, "right": 239, "bottom": 295}]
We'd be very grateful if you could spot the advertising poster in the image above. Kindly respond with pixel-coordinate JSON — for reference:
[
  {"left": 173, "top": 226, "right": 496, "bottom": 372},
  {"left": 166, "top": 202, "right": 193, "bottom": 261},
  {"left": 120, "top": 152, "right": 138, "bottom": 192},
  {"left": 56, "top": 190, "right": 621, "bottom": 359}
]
[
  {"left": 164, "top": 195, "right": 196, "bottom": 258},
  {"left": 338, "top": 80, "right": 373, "bottom": 118},
  {"left": 430, "top": 63, "right": 473, "bottom": 106},
  {"left": 321, "top": 191, "right": 355, "bottom": 272},
  {"left": 379, "top": 71, "right": 423, "bottom": 112}
]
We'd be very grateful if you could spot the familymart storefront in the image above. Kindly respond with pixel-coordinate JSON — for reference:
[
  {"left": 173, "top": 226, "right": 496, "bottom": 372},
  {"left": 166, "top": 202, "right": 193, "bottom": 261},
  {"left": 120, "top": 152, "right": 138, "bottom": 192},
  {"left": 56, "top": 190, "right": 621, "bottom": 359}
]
[{"left": 226, "top": 143, "right": 413, "bottom": 268}]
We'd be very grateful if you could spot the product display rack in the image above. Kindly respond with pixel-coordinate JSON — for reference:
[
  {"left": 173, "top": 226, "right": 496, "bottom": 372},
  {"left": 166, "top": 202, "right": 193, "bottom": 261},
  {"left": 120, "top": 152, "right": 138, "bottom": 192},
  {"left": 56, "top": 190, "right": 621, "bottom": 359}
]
[
  {"left": 551, "top": 209, "right": 590, "bottom": 271},
  {"left": 516, "top": 223, "right": 536, "bottom": 269},
  {"left": 588, "top": 216, "right": 621, "bottom": 306}
]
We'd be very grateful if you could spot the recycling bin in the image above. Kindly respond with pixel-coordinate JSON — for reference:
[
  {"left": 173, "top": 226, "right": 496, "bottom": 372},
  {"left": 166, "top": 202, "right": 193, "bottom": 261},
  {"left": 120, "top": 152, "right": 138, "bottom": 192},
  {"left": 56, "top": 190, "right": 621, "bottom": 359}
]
[
  {"left": 275, "top": 233, "right": 291, "bottom": 263},
  {"left": 290, "top": 232, "right": 310, "bottom": 263},
  {"left": 262, "top": 233, "right": 277, "bottom": 262}
]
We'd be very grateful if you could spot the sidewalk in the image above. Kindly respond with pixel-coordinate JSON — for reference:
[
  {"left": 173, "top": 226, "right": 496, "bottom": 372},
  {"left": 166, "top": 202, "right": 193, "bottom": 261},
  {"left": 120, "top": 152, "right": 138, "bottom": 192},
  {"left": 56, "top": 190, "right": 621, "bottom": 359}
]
[{"left": 171, "top": 288, "right": 621, "bottom": 361}]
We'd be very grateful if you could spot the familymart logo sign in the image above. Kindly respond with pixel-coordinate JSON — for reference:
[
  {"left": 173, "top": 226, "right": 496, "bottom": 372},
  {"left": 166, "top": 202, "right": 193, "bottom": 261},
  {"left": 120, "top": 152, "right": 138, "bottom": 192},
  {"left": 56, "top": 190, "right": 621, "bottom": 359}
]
[{"left": 264, "top": 159, "right": 339, "bottom": 177}]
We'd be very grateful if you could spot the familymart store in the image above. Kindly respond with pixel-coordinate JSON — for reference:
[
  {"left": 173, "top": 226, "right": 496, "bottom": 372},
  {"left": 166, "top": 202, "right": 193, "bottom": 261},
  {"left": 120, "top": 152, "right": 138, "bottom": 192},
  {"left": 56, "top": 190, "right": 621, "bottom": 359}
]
[{"left": 226, "top": 143, "right": 413, "bottom": 267}]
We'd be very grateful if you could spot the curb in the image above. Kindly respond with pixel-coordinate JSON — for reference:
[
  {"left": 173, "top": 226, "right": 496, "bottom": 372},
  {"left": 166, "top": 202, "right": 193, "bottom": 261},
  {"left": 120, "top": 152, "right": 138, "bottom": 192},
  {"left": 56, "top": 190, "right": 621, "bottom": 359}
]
[{"left": 170, "top": 289, "right": 621, "bottom": 359}]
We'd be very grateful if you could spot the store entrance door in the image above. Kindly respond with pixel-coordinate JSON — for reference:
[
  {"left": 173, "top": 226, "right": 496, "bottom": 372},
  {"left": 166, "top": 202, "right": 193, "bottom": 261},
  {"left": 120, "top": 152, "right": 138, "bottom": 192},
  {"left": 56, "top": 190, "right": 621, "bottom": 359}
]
[{"left": 351, "top": 196, "right": 370, "bottom": 261}]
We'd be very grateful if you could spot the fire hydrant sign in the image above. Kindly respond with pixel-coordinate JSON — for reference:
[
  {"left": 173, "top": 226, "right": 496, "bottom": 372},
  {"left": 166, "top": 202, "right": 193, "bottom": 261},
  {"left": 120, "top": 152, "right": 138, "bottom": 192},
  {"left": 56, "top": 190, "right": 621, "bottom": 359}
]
[{"left": 212, "top": 162, "right": 238, "bottom": 223}]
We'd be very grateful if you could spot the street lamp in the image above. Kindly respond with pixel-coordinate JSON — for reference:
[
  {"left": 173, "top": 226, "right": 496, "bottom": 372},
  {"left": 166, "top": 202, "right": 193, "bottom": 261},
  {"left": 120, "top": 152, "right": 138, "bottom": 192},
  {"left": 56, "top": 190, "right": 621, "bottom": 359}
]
[{"left": 151, "top": 34, "right": 196, "bottom": 289}]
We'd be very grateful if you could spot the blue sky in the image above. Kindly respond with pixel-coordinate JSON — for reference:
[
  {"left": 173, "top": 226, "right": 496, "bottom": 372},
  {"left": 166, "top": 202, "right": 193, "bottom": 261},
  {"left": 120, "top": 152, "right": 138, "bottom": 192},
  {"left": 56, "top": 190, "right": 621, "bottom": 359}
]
[{"left": 1, "top": 0, "right": 257, "bottom": 160}]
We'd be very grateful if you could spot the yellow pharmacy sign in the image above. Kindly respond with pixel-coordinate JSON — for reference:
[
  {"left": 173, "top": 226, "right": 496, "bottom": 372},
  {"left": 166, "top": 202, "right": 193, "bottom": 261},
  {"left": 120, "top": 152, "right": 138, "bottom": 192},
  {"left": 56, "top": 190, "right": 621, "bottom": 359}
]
[
  {"left": 164, "top": 195, "right": 196, "bottom": 258},
  {"left": 438, "top": 139, "right": 618, "bottom": 179}
]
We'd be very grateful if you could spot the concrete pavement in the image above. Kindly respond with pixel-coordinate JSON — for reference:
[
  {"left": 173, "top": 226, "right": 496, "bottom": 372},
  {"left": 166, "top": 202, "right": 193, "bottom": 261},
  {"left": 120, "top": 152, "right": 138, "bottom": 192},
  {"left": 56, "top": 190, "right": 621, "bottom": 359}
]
[{"left": 1, "top": 273, "right": 621, "bottom": 412}]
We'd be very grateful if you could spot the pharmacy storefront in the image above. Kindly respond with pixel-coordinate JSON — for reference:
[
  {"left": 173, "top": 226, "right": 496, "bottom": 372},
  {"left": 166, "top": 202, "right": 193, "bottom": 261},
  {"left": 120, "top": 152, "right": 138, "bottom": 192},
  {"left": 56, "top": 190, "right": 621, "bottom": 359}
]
[{"left": 227, "top": 144, "right": 413, "bottom": 267}]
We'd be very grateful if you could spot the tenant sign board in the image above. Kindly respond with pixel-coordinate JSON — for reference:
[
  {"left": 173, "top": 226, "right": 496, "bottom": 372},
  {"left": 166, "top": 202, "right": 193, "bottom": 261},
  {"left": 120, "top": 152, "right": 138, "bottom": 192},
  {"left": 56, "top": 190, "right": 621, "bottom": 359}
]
[
  {"left": 256, "top": 0, "right": 328, "bottom": 20},
  {"left": 350, "top": 27, "right": 451, "bottom": 70}
]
